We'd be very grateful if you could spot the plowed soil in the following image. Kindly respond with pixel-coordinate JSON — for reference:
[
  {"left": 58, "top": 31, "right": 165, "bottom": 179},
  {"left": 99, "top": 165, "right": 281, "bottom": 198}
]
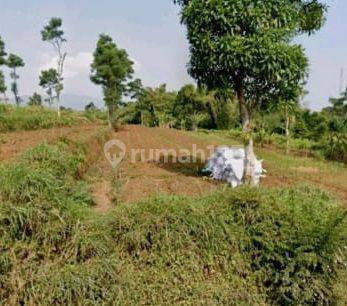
[{"left": 1, "top": 124, "right": 346, "bottom": 210}]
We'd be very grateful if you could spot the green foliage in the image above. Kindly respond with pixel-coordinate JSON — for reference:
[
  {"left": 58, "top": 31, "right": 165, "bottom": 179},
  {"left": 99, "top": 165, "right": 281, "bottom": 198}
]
[
  {"left": 6, "top": 53, "right": 24, "bottom": 70},
  {"left": 0, "top": 104, "right": 92, "bottom": 132},
  {"left": 39, "top": 68, "right": 59, "bottom": 105},
  {"left": 41, "top": 17, "right": 66, "bottom": 43},
  {"left": 91, "top": 34, "right": 134, "bottom": 129},
  {"left": 0, "top": 36, "right": 6, "bottom": 98},
  {"left": 227, "top": 187, "right": 346, "bottom": 304},
  {"left": 7, "top": 53, "right": 25, "bottom": 106},
  {"left": 27, "top": 92, "right": 43, "bottom": 107},
  {"left": 0, "top": 70, "right": 6, "bottom": 95},
  {"left": 121, "top": 84, "right": 238, "bottom": 130},
  {"left": 324, "top": 133, "right": 347, "bottom": 164},
  {"left": 0, "top": 35, "right": 7, "bottom": 66},
  {"left": 175, "top": 0, "right": 325, "bottom": 113}
]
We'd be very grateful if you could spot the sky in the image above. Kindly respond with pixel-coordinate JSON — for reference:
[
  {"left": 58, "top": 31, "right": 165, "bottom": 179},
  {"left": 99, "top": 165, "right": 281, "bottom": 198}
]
[{"left": 0, "top": 0, "right": 346, "bottom": 110}]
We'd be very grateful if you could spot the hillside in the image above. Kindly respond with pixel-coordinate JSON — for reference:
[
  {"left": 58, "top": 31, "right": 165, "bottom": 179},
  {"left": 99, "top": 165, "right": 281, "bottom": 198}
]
[
  {"left": 0, "top": 123, "right": 346, "bottom": 304},
  {"left": 1, "top": 124, "right": 347, "bottom": 206}
]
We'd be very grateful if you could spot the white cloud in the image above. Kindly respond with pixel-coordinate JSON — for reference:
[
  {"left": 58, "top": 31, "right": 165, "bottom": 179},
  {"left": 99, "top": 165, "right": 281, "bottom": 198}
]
[{"left": 39, "top": 52, "right": 93, "bottom": 79}]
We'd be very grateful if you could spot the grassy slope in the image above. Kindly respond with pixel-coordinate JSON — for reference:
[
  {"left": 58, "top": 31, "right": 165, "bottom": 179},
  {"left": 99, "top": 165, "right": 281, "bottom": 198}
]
[
  {"left": 0, "top": 104, "right": 107, "bottom": 133},
  {"left": 0, "top": 130, "right": 346, "bottom": 305}
]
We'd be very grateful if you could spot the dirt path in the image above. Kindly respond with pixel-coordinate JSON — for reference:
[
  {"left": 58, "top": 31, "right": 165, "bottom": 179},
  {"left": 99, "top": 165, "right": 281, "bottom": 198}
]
[
  {"left": 0, "top": 124, "right": 104, "bottom": 162},
  {"left": 93, "top": 125, "right": 220, "bottom": 205}
]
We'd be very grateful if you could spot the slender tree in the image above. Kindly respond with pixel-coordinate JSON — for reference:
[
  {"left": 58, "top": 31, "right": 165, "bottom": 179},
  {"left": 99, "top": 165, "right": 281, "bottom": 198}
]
[
  {"left": 41, "top": 17, "right": 67, "bottom": 117},
  {"left": 0, "top": 36, "right": 7, "bottom": 103},
  {"left": 7, "top": 54, "right": 25, "bottom": 106},
  {"left": 90, "top": 34, "right": 134, "bottom": 130},
  {"left": 39, "top": 68, "right": 59, "bottom": 106},
  {"left": 175, "top": 0, "right": 326, "bottom": 185}
]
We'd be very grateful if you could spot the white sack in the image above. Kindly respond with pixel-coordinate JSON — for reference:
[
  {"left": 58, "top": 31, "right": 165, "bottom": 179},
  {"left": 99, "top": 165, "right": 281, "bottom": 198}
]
[{"left": 203, "top": 147, "right": 265, "bottom": 188}]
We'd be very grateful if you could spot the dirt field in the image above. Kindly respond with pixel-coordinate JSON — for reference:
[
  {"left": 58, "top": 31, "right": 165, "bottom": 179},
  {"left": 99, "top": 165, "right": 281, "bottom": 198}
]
[
  {"left": 0, "top": 124, "right": 103, "bottom": 162},
  {"left": 90, "top": 125, "right": 347, "bottom": 210},
  {"left": 1, "top": 124, "right": 346, "bottom": 210}
]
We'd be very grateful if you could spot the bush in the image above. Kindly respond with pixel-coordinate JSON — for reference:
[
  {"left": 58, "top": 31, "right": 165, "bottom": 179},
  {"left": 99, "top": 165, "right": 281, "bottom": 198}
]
[
  {"left": 227, "top": 188, "right": 347, "bottom": 304},
  {"left": 323, "top": 133, "right": 347, "bottom": 164}
]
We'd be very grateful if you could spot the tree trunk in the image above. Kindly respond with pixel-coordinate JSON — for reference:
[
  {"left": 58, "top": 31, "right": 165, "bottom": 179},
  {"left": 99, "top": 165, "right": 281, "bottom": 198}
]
[
  {"left": 206, "top": 100, "right": 218, "bottom": 129},
  {"left": 237, "top": 88, "right": 257, "bottom": 186},
  {"left": 57, "top": 96, "right": 61, "bottom": 118},
  {"left": 285, "top": 106, "right": 290, "bottom": 155},
  {"left": 108, "top": 104, "right": 118, "bottom": 131}
]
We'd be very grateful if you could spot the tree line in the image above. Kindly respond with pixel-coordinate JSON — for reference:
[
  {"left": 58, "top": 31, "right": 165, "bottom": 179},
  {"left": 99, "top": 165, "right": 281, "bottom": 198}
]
[{"left": 0, "top": 18, "right": 66, "bottom": 116}]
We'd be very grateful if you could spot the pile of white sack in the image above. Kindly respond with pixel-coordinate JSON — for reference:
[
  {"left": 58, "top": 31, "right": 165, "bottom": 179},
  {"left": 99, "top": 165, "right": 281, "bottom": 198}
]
[{"left": 203, "top": 147, "right": 265, "bottom": 188}]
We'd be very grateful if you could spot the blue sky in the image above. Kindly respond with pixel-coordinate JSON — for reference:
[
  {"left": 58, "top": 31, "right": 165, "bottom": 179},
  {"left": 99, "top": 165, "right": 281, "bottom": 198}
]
[{"left": 0, "top": 0, "right": 345, "bottom": 110}]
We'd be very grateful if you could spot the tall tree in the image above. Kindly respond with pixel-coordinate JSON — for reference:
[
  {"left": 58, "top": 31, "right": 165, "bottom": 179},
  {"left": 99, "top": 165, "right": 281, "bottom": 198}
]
[
  {"left": 90, "top": 34, "right": 134, "bottom": 130},
  {"left": 0, "top": 36, "right": 7, "bottom": 102},
  {"left": 0, "top": 36, "right": 6, "bottom": 66},
  {"left": 39, "top": 68, "right": 60, "bottom": 106},
  {"left": 175, "top": 0, "right": 326, "bottom": 185},
  {"left": 7, "top": 53, "right": 25, "bottom": 106},
  {"left": 41, "top": 17, "right": 67, "bottom": 117}
]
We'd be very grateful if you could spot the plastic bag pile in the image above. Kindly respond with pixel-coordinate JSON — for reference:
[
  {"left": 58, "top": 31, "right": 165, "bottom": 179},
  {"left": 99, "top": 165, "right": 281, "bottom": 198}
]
[{"left": 203, "top": 147, "right": 265, "bottom": 188}]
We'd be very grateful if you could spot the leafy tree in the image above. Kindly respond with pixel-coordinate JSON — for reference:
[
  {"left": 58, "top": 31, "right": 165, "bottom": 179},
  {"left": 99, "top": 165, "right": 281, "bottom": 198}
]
[
  {"left": 41, "top": 17, "right": 67, "bottom": 117},
  {"left": 90, "top": 34, "right": 134, "bottom": 130},
  {"left": 0, "top": 35, "right": 6, "bottom": 66},
  {"left": 0, "top": 36, "right": 7, "bottom": 103},
  {"left": 137, "top": 84, "right": 177, "bottom": 128},
  {"left": 7, "top": 53, "right": 25, "bottom": 106},
  {"left": 175, "top": 0, "right": 326, "bottom": 184},
  {"left": 324, "top": 88, "right": 347, "bottom": 122},
  {"left": 39, "top": 68, "right": 60, "bottom": 106},
  {"left": 174, "top": 84, "right": 205, "bottom": 130},
  {"left": 127, "top": 78, "right": 144, "bottom": 100},
  {"left": 28, "top": 92, "right": 43, "bottom": 107}
]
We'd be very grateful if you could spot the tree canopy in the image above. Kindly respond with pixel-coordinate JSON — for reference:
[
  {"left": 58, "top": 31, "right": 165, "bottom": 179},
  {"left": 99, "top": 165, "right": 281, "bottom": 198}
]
[
  {"left": 7, "top": 53, "right": 25, "bottom": 106},
  {"left": 39, "top": 68, "right": 60, "bottom": 106},
  {"left": 0, "top": 36, "right": 6, "bottom": 66},
  {"left": 28, "top": 92, "right": 43, "bottom": 107},
  {"left": 175, "top": 0, "right": 326, "bottom": 184},
  {"left": 175, "top": 0, "right": 326, "bottom": 109},
  {"left": 90, "top": 34, "right": 134, "bottom": 129}
]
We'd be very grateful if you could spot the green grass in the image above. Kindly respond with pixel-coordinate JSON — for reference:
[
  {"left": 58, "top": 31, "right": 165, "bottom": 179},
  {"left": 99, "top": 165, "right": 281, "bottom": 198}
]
[
  {"left": 0, "top": 104, "right": 107, "bottom": 132},
  {"left": 0, "top": 136, "right": 346, "bottom": 304},
  {"left": 189, "top": 129, "right": 347, "bottom": 203}
]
